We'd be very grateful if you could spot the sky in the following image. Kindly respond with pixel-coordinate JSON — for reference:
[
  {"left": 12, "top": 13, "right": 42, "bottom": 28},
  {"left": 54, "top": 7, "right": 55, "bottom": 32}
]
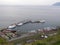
[{"left": 0, "top": 0, "right": 60, "bottom": 5}]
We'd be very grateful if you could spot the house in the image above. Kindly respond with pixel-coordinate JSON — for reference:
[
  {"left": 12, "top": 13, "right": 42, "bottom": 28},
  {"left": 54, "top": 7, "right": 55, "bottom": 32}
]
[
  {"left": 41, "top": 35, "right": 48, "bottom": 38},
  {"left": 44, "top": 35, "right": 48, "bottom": 38}
]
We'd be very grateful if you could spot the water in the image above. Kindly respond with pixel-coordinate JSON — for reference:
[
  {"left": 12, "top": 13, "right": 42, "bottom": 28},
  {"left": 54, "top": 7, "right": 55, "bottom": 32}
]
[{"left": 0, "top": 6, "right": 60, "bottom": 31}]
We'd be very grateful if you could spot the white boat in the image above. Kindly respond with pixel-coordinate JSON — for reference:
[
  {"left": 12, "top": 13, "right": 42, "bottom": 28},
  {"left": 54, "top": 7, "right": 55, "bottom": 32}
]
[
  {"left": 40, "top": 20, "right": 45, "bottom": 23},
  {"left": 17, "top": 23, "right": 23, "bottom": 26},
  {"left": 8, "top": 24, "right": 16, "bottom": 29}
]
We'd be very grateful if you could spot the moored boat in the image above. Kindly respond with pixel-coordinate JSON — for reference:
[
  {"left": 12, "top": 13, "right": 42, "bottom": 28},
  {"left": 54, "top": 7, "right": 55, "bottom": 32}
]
[
  {"left": 8, "top": 24, "right": 16, "bottom": 29},
  {"left": 23, "top": 20, "right": 32, "bottom": 24},
  {"left": 40, "top": 20, "right": 45, "bottom": 23},
  {"left": 17, "top": 23, "right": 23, "bottom": 26}
]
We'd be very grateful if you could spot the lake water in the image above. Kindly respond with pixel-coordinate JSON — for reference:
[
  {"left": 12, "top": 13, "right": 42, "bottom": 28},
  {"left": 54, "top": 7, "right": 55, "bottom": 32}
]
[{"left": 0, "top": 6, "right": 60, "bottom": 31}]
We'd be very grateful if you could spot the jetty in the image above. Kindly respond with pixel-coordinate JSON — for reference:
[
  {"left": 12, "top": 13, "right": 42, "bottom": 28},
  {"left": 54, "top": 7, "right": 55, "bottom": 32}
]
[{"left": 7, "top": 19, "right": 45, "bottom": 29}]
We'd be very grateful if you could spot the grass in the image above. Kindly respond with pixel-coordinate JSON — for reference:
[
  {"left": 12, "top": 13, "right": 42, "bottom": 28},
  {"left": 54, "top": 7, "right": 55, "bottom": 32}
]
[
  {"left": 0, "top": 28, "right": 60, "bottom": 45},
  {"left": 25, "top": 29, "right": 60, "bottom": 45},
  {"left": 0, "top": 37, "right": 14, "bottom": 45}
]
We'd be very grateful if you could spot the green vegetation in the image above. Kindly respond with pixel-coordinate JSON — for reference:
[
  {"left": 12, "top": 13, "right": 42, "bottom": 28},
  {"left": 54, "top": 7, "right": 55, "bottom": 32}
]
[
  {"left": 25, "top": 29, "right": 60, "bottom": 45},
  {"left": 0, "top": 37, "right": 7, "bottom": 45},
  {"left": 0, "top": 37, "right": 14, "bottom": 45},
  {"left": 0, "top": 28, "right": 60, "bottom": 45}
]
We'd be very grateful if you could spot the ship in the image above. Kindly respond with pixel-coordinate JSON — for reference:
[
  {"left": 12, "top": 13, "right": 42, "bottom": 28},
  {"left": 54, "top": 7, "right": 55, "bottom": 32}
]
[
  {"left": 8, "top": 24, "right": 16, "bottom": 29},
  {"left": 17, "top": 23, "right": 23, "bottom": 26},
  {"left": 23, "top": 20, "right": 32, "bottom": 24},
  {"left": 17, "top": 19, "right": 32, "bottom": 26},
  {"left": 40, "top": 20, "right": 45, "bottom": 23}
]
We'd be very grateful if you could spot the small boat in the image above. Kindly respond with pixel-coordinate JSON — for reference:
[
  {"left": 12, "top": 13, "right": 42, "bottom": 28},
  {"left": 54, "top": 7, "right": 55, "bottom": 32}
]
[
  {"left": 17, "top": 19, "right": 32, "bottom": 26},
  {"left": 8, "top": 24, "right": 16, "bottom": 29},
  {"left": 17, "top": 23, "right": 23, "bottom": 26},
  {"left": 23, "top": 20, "right": 32, "bottom": 24},
  {"left": 40, "top": 20, "right": 45, "bottom": 23}
]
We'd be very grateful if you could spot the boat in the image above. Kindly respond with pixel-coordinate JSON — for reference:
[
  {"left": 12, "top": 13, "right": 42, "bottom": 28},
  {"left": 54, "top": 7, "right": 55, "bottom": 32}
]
[
  {"left": 40, "top": 20, "right": 45, "bottom": 23},
  {"left": 17, "top": 20, "right": 32, "bottom": 26},
  {"left": 17, "top": 23, "right": 23, "bottom": 26},
  {"left": 8, "top": 24, "right": 16, "bottom": 29},
  {"left": 23, "top": 20, "right": 32, "bottom": 24}
]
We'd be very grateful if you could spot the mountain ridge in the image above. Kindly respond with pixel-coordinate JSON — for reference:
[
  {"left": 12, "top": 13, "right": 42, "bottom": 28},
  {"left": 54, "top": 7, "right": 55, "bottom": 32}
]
[{"left": 53, "top": 2, "right": 60, "bottom": 6}]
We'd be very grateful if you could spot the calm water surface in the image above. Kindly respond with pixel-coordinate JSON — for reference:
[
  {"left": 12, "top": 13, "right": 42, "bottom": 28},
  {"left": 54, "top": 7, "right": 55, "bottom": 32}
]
[{"left": 0, "top": 6, "right": 60, "bottom": 31}]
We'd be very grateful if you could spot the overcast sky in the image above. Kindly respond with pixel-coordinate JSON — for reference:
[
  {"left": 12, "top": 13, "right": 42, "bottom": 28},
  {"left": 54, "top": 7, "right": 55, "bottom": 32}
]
[{"left": 0, "top": 0, "right": 60, "bottom": 5}]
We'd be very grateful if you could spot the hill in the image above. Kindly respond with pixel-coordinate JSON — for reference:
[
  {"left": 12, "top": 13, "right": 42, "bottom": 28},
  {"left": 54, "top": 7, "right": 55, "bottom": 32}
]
[{"left": 53, "top": 2, "right": 60, "bottom": 6}]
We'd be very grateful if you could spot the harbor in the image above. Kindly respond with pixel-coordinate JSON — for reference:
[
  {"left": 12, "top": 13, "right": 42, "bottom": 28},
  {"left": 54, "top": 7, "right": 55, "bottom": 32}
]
[
  {"left": 0, "top": 19, "right": 59, "bottom": 42},
  {"left": 0, "top": 2, "right": 60, "bottom": 45},
  {"left": 0, "top": 23, "right": 58, "bottom": 42},
  {"left": 0, "top": 19, "right": 60, "bottom": 45},
  {"left": 7, "top": 19, "right": 45, "bottom": 29}
]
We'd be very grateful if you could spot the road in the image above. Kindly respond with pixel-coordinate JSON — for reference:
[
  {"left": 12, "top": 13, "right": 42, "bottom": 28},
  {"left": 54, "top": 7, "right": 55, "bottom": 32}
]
[{"left": 8, "top": 34, "right": 33, "bottom": 42}]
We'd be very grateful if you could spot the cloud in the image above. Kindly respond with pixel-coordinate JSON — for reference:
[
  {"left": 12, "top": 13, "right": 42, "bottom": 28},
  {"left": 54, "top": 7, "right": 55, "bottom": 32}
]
[{"left": 0, "top": 0, "right": 60, "bottom": 5}]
